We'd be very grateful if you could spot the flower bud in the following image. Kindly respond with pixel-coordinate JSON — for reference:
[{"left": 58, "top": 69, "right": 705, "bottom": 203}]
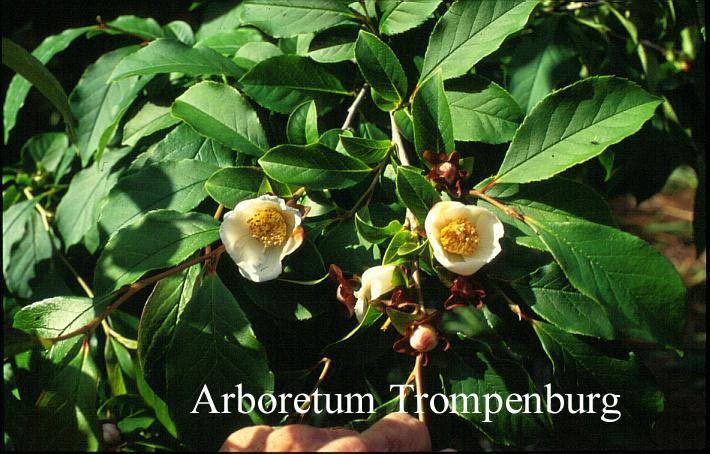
[{"left": 409, "top": 324, "right": 439, "bottom": 352}]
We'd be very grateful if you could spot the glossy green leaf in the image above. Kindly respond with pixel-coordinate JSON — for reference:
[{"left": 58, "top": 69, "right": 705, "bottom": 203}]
[
  {"left": 3, "top": 26, "right": 89, "bottom": 143},
  {"left": 496, "top": 77, "right": 663, "bottom": 184},
  {"left": 110, "top": 39, "right": 243, "bottom": 80},
  {"left": 446, "top": 76, "right": 523, "bottom": 144},
  {"left": 93, "top": 210, "right": 220, "bottom": 296},
  {"left": 412, "top": 71, "right": 453, "bottom": 154},
  {"left": 527, "top": 215, "right": 686, "bottom": 347},
  {"left": 2, "top": 38, "right": 76, "bottom": 144},
  {"left": 355, "top": 212, "right": 403, "bottom": 244},
  {"left": 55, "top": 148, "right": 131, "bottom": 250},
  {"left": 70, "top": 46, "right": 150, "bottom": 165},
  {"left": 259, "top": 143, "right": 370, "bottom": 189},
  {"left": 340, "top": 136, "right": 392, "bottom": 164},
  {"left": 508, "top": 16, "right": 579, "bottom": 113},
  {"left": 194, "top": 28, "right": 263, "bottom": 55},
  {"left": 138, "top": 265, "right": 200, "bottom": 397},
  {"left": 513, "top": 263, "right": 615, "bottom": 339},
  {"left": 355, "top": 31, "right": 408, "bottom": 111},
  {"left": 32, "top": 340, "right": 100, "bottom": 450},
  {"left": 101, "top": 15, "right": 165, "bottom": 39},
  {"left": 13, "top": 296, "right": 97, "bottom": 339},
  {"left": 379, "top": 0, "right": 442, "bottom": 35},
  {"left": 308, "top": 25, "right": 358, "bottom": 63},
  {"left": 240, "top": 55, "right": 350, "bottom": 114},
  {"left": 166, "top": 273, "right": 273, "bottom": 449},
  {"left": 443, "top": 349, "right": 551, "bottom": 447},
  {"left": 21, "top": 132, "right": 75, "bottom": 183},
  {"left": 4, "top": 210, "right": 54, "bottom": 298},
  {"left": 533, "top": 321, "right": 664, "bottom": 423},
  {"left": 287, "top": 100, "right": 319, "bottom": 145},
  {"left": 196, "top": 2, "right": 244, "bottom": 41},
  {"left": 419, "top": 0, "right": 540, "bottom": 83},
  {"left": 205, "top": 166, "right": 264, "bottom": 208},
  {"left": 241, "top": 0, "right": 355, "bottom": 38},
  {"left": 396, "top": 166, "right": 441, "bottom": 224},
  {"left": 232, "top": 42, "right": 284, "bottom": 71},
  {"left": 98, "top": 159, "right": 219, "bottom": 235},
  {"left": 129, "top": 123, "right": 233, "bottom": 170},
  {"left": 122, "top": 103, "right": 179, "bottom": 147},
  {"left": 164, "top": 20, "right": 196, "bottom": 45},
  {"left": 3, "top": 200, "right": 40, "bottom": 275},
  {"left": 172, "top": 81, "right": 268, "bottom": 157}
]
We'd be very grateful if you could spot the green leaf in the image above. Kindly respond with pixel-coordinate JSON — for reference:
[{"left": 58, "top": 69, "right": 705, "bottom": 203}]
[
  {"left": 287, "top": 100, "right": 319, "bottom": 145},
  {"left": 241, "top": 0, "right": 355, "bottom": 38},
  {"left": 98, "top": 159, "right": 219, "bottom": 236},
  {"left": 2, "top": 38, "right": 76, "bottom": 144},
  {"left": 55, "top": 148, "right": 131, "bottom": 250},
  {"left": 93, "top": 210, "right": 220, "bottom": 296},
  {"left": 122, "top": 103, "right": 180, "bottom": 147},
  {"left": 101, "top": 15, "right": 165, "bottom": 39},
  {"left": 379, "top": 0, "right": 442, "bottom": 35},
  {"left": 446, "top": 76, "right": 523, "bottom": 144},
  {"left": 138, "top": 265, "right": 200, "bottom": 397},
  {"left": 318, "top": 218, "right": 381, "bottom": 274},
  {"left": 355, "top": 31, "right": 408, "bottom": 111},
  {"left": 496, "top": 76, "right": 663, "bottom": 184},
  {"left": 205, "top": 166, "right": 264, "bottom": 208},
  {"left": 4, "top": 210, "right": 54, "bottom": 298},
  {"left": 259, "top": 143, "right": 370, "bottom": 189},
  {"left": 232, "top": 42, "right": 284, "bottom": 70},
  {"left": 240, "top": 55, "right": 350, "bottom": 114},
  {"left": 308, "top": 24, "right": 358, "bottom": 63},
  {"left": 527, "top": 216, "right": 686, "bottom": 347},
  {"left": 13, "top": 296, "right": 97, "bottom": 339},
  {"left": 196, "top": 3, "right": 244, "bottom": 41},
  {"left": 443, "top": 349, "right": 551, "bottom": 447},
  {"left": 110, "top": 39, "right": 243, "bottom": 80},
  {"left": 129, "top": 123, "right": 233, "bottom": 170},
  {"left": 340, "top": 136, "right": 392, "bottom": 164},
  {"left": 513, "top": 263, "right": 615, "bottom": 339},
  {"left": 166, "top": 273, "right": 273, "bottom": 450},
  {"left": 172, "top": 81, "right": 268, "bottom": 157},
  {"left": 4, "top": 26, "right": 89, "bottom": 143},
  {"left": 508, "top": 16, "right": 578, "bottom": 113},
  {"left": 21, "top": 132, "right": 75, "bottom": 183},
  {"left": 164, "top": 20, "right": 196, "bottom": 45},
  {"left": 70, "top": 46, "right": 151, "bottom": 165},
  {"left": 533, "top": 321, "right": 664, "bottom": 424},
  {"left": 3, "top": 200, "right": 41, "bottom": 274},
  {"left": 355, "top": 212, "right": 403, "bottom": 244},
  {"left": 194, "top": 28, "right": 264, "bottom": 55},
  {"left": 412, "top": 70, "right": 453, "bottom": 155},
  {"left": 32, "top": 340, "right": 100, "bottom": 451},
  {"left": 396, "top": 166, "right": 441, "bottom": 224},
  {"left": 419, "top": 0, "right": 540, "bottom": 83}
]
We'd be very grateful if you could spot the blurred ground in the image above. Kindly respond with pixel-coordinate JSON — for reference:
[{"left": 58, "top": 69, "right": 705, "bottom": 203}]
[{"left": 609, "top": 166, "right": 706, "bottom": 449}]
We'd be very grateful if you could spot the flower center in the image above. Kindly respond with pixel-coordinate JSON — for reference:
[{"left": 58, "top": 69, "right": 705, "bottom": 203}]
[
  {"left": 247, "top": 208, "right": 288, "bottom": 247},
  {"left": 439, "top": 217, "right": 479, "bottom": 256}
]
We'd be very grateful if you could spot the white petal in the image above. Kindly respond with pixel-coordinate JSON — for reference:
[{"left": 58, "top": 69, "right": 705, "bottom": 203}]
[
  {"left": 354, "top": 298, "right": 367, "bottom": 322},
  {"left": 424, "top": 201, "right": 504, "bottom": 276}
]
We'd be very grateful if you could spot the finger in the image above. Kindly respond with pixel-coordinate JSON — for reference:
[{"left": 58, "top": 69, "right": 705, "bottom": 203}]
[
  {"left": 359, "top": 412, "right": 432, "bottom": 452},
  {"left": 220, "top": 425, "right": 273, "bottom": 452},
  {"left": 264, "top": 424, "right": 358, "bottom": 452}
]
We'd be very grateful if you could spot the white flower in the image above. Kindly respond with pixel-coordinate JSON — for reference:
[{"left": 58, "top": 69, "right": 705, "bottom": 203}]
[
  {"left": 353, "top": 265, "right": 400, "bottom": 322},
  {"left": 424, "top": 201, "right": 504, "bottom": 276},
  {"left": 220, "top": 195, "right": 304, "bottom": 282}
]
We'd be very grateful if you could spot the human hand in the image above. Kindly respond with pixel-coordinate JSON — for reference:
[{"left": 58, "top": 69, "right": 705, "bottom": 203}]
[{"left": 219, "top": 412, "right": 432, "bottom": 452}]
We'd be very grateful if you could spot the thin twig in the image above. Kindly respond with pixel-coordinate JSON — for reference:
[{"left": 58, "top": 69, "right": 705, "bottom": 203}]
[
  {"left": 390, "top": 112, "right": 419, "bottom": 228},
  {"left": 341, "top": 85, "right": 369, "bottom": 130},
  {"left": 469, "top": 189, "right": 526, "bottom": 222},
  {"left": 48, "top": 245, "right": 226, "bottom": 342},
  {"left": 296, "top": 357, "right": 334, "bottom": 421},
  {"left": 414, "top": 353, "right": 426, "bottom": 425}
]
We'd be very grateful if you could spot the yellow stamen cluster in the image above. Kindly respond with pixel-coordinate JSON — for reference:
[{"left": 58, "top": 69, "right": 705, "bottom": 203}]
[
  {"left": 439, "top": 217, "right": 479, "bottom": 256},
  {"left": 247, "top": 208, "right": 288, "bottom": 247}
]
